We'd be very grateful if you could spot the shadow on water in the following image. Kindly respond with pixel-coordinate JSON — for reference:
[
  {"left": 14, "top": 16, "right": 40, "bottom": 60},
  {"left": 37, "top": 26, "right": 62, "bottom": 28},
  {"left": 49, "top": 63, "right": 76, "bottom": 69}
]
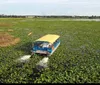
[
  {"left": 28, "top": 66, "right": 44, "bottom": 83},
  {"left": 28, "top": 57, "right": 49, "bottom": 83},
  {"left": 15, "top": 42, "right": 49, "bottom": 57},
  {"left": 35, "top": 53, "right": 48, "bottom": 57},
  {"left": 15, "top": 42, "right": 32, "bottom": 54}
]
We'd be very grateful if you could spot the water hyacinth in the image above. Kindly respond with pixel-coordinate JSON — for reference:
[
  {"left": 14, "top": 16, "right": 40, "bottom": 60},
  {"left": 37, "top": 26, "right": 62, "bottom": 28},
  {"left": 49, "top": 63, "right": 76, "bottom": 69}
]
[{"left": 0, "top": 18, "right": 100, "bottom": 83}]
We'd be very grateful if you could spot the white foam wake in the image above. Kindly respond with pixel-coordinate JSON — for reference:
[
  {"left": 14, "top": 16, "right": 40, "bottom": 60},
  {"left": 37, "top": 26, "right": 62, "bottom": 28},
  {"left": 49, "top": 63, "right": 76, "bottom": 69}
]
[
  {"left": 17, "top": 55, "right": 31, "bottom": 62},
  {"left": 36, "top": 57, "right": 49, "bottom": 69}
]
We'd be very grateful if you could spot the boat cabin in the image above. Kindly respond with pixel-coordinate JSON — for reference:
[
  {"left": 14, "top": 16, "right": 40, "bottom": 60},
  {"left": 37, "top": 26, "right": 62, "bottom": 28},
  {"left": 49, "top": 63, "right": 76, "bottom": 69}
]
[{"left": 32, "top": 34, "right": 60, "bottom": 56}]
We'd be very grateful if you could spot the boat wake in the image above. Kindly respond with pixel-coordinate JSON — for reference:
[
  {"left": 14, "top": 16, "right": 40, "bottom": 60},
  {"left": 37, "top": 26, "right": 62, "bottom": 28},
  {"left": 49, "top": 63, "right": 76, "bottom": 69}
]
[
  {"left": 36, "top": 57, "right": 49, "bottom": 70},
  {"left": 16, "top": 55, "right": 31, "bottom": 62}
]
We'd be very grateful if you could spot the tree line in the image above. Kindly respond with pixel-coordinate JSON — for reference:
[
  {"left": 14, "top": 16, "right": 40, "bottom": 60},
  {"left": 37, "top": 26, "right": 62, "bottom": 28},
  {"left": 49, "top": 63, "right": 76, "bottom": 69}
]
[{"left": 0, "top": 14, "right": 100, "bottom": 19}]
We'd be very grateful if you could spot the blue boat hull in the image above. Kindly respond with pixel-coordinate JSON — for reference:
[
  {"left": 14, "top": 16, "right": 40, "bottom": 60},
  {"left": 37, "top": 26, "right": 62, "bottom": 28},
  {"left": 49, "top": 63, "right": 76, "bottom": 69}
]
[{"left": 32, "top": 41, "right": 60, "bottom": 56}]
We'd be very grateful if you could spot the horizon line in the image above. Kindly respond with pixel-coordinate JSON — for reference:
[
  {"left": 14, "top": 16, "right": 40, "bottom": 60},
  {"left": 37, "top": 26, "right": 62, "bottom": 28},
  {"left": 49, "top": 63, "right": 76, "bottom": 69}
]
[{"left": 0, "top": 14, "right": 100, "bottom": 16}]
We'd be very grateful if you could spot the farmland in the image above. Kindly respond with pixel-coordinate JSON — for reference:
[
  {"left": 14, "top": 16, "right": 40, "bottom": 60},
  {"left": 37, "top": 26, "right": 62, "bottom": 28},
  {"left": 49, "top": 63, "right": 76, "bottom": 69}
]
[{"left": 0, "top": 18, "right": 100, "bottom": 83}]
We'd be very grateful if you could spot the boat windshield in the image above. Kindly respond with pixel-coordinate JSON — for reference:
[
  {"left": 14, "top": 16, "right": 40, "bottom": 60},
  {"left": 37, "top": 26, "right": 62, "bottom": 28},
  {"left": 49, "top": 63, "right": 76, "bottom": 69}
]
[{"left": 34, "top": 41, "right": 50, "bottom": 48}]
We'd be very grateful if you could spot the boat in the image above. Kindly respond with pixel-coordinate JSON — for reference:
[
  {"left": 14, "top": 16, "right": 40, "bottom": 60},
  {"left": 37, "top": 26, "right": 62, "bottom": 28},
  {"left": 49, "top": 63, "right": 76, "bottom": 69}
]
[{"left": 31, "top": 34, "right": 60, "bottom": 56}]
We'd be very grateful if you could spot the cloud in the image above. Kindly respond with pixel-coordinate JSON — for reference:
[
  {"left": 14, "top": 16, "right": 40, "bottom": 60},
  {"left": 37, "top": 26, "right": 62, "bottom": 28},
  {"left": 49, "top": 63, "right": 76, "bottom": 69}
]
[
  {"left": 0, "top": 0, "right": 100, "bottom": 16},
  {"left": 0, "top": 0, "right": 69, "bottom": 4},
  {"left": 0, "top": 0, "right": 99, "bottom": 6},
  {"left": 0, "top": 0, "right": 99, "bottom": 5}
]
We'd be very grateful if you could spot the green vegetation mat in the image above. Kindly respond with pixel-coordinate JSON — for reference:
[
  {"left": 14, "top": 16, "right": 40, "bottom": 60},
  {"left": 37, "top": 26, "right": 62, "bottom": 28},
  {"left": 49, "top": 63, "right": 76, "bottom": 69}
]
[{"left": 0, "top": 18, "right": 100, "bottom": 83}]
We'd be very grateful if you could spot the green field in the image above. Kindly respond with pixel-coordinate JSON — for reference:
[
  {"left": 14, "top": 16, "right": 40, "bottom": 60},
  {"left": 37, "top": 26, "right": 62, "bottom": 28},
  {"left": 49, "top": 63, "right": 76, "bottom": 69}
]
[{"left": 0, "top": 18, "right": 100, "bottom": 83}]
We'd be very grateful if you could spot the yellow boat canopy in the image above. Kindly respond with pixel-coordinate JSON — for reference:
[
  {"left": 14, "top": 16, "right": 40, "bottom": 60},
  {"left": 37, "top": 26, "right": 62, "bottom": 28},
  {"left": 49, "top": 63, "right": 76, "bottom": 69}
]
[{"left": 35, "top": 34, "right": 60, "bottom": 44}]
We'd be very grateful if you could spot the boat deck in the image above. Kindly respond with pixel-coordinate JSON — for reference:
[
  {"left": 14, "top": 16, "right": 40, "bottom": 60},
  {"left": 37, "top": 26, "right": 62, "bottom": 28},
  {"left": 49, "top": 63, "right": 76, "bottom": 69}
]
[{"left": 36, "top": 50, "right": 48, "bottom": 54}]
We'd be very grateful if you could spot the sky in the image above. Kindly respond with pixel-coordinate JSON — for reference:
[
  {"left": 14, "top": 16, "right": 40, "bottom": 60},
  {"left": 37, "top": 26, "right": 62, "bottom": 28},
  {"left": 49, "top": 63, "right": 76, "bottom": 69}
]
[{"left": 0, "top": 0, "right": 100, "bottom": 16}]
